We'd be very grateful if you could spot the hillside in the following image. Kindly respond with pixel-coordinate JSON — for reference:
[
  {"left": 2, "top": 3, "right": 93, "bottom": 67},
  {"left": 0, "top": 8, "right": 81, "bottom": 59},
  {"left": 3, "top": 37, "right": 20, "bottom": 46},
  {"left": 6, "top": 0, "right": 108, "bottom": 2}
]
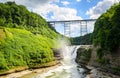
[
  {"left": 91, "top": 3, "right": 120, "bottom": 74},
  {"left": 76, "top": 3, "right": 120, "bottom": 76},
  {"left": 0, "top": 2, "right": 62, "bottom": 73},
  {"left": 93, "top": 3, "right": 120, "bottom": 52}
]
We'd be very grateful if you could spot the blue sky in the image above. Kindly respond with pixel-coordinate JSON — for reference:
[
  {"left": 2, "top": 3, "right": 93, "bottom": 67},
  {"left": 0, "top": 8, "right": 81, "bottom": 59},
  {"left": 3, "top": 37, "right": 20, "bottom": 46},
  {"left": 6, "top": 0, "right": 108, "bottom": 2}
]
[
  {"left": 54, "top": 0, "right": 103, "bottom": 19},
  {"left": 0, "top": 0, "right": 119, "bottom": 37},
  {"left": 1, "top": 0, "right": 119, "bottom": 20}
]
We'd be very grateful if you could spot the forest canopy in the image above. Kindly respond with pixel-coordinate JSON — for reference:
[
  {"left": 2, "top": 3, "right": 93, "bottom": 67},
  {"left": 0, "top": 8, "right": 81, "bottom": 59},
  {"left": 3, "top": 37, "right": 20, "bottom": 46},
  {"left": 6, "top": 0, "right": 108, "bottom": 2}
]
[{"left": 93, "top": 3, "right": 120, "bottom": 52}]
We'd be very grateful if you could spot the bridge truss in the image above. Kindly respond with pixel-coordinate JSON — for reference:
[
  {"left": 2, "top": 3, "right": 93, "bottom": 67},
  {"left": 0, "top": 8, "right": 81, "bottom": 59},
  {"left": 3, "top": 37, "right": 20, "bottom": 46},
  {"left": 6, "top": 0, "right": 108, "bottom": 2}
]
[{"left": 48, "top": 19, "right": 96, "bottom": 37}]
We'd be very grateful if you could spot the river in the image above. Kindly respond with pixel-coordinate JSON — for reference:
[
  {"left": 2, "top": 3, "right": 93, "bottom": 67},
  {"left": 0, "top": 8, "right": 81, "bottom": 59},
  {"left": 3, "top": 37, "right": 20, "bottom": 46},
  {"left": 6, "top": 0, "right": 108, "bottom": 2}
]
[
  {"left": 1, "top": 45, "right": 120, "bottom": 78},
  {"left": 22, "top": 45, "right": 85, "bottom": 78}
]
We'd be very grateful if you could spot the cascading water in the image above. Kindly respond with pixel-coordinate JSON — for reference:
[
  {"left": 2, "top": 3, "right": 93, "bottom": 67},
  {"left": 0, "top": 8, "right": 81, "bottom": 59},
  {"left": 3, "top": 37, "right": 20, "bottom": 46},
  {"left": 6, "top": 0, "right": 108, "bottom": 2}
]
[{"left": 26, "top": 45, "right": 85, "bottom": 78}]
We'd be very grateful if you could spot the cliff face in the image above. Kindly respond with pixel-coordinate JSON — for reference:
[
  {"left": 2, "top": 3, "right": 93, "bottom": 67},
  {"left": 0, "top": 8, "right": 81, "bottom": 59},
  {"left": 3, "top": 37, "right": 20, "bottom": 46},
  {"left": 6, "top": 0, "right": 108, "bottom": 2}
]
[
  {"left": 75, "top": 46, "right": 120, "bottom": 76},
  {"left": 75, "top": 45, "right": 92, "bottom": 66},
  {"left": 88, "top": 3, "right": 120, "bottom": 75},
  {"left": 88, "top": 46, "right": 120, "bottom": 75},
  {"left": 76, "top": 3, "right": 120, "bottom": 76}
]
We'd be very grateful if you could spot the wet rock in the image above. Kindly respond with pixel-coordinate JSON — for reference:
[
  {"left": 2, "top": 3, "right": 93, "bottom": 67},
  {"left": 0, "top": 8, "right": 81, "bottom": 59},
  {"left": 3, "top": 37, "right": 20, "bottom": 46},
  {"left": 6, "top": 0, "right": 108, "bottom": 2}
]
[
  {"left": 88, "top": 46, "right": 120, "bottom": 76},
  {"left": 75, "top": 46, "right": 92, "bottom": 66},
  {"left": 53, "top": 48, "right": 63, "bottom": 60},
  {"left": 75, "top": 45, "right": 120, "bottom": 77},
  {"left": 75, "top": 46, "right": 92, "bottom": 75}
]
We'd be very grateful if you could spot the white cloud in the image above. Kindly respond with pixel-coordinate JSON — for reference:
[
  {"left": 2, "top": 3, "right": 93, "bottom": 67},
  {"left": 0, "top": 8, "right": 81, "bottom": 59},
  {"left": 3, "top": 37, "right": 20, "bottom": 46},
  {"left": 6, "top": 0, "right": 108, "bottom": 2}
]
[
  {"left": 86, "top": 0, "right": 119, "bottom": 19},
  {"left": 32, "top": 3, "right": 82, "bottom": 21},
  {"left": 87, "top": 21, "right": 95, "bottom": 33},
  {"left": 87, "top": 0, "right": 91, "bottom": 3},
  {"left": 61, "top": 1, "right": 70, "bottom": 6},
  {"left": 51, "top": 7, "right": 82, "bottom": 20},
  {"left": 0, "top": 0, "right": 83, "bottom": 36},
  {"left": 2, "top": 0, "right": 82, "bottom": 21},
  {"left": 76, "top": 0, "right": 81, "bottom": 2},
  {"left": 0, "top": 0, "right": 5, "bottom": 3},
  {"left": 4, "top": 0, "right": 59, "bottom": 8}
]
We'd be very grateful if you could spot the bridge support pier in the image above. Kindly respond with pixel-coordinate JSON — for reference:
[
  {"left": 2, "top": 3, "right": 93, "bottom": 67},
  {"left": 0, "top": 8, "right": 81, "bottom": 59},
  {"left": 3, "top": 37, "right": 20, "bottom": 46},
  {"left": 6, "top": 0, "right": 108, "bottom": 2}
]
[
  {"left": 64, "top": 22, "right": 70, "bottom": 37},
  {"left": 80, "top": 21, "right": 87, "bottom": 36},
  {"left": 48, "top": 19, "right": 96, "bottom": 38}
]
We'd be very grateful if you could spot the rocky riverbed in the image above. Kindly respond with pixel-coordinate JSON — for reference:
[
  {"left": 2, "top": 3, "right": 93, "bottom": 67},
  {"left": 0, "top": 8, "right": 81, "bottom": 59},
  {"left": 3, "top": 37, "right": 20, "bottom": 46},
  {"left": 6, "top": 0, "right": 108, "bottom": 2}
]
[
  {"left": 86, "top": 66, "right": 120, "bottom": 78},
  {"left": 75, "top": 45, "right": 120, "bottom": 78},
  {"left": 0, "top": 62, "right": 61, "bottom": 78}
]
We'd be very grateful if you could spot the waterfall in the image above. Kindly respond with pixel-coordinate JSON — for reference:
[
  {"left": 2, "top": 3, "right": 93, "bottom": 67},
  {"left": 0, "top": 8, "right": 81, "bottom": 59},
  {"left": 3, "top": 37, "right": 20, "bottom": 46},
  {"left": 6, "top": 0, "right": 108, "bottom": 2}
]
[{"left": 28, "top": 45, "right": 85, "bottom": 78}]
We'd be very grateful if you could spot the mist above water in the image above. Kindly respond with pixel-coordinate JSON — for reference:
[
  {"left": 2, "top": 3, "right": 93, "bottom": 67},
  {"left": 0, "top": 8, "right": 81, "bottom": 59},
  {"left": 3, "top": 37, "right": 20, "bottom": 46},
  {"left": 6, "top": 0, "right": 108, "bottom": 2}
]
[{"left": 28, "top": 40, "right": 85, "bottom": 78}]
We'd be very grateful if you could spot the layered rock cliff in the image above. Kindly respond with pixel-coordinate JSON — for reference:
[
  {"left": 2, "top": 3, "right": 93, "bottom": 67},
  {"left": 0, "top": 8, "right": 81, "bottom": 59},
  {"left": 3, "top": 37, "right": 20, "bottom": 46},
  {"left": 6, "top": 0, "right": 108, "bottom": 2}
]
[{"left": 76, "top": 3, "right": 120, "bottom": 76}]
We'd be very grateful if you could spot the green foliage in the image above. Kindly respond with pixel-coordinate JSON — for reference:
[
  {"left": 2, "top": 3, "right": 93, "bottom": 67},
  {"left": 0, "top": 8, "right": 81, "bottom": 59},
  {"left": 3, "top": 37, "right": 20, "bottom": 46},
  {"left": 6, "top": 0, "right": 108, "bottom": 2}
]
[
  {"left": 0, "top": 2, "right": 62, "bottom": 72},
  {"left": 112, "top": 67, "right": 120, "bottom": 72},
  {"left": 0, "top": 29, "right": 6, "bottom": 40},
  {"left": 80, "top": 48, "right": 92, "bottom": 61},
  {"left": 0, "top": 2, "right": 60, "bottom": 39},
  {"left": 93, "top": 3, "right": 120, "bottom": 52},
  {"left": 70, "top": 33, "right": 93, "bottom": 45},
  {"left": 0, "top": 28, "right": 57, "bottom": 70},
  {"left": 96, "top": 48, "right": 103, "bottom": 59},
  {"left": 82, "top": 48, "right": 92, "bottom": 61},
  {"left": 0, "top": 52, "right": 8, "bottom": 70},
  {"left": 97, "top": 59, "right": 105, "bottom": 64},
  {"left": 96, "top": 48, "right": 105, "bottom": 64}
]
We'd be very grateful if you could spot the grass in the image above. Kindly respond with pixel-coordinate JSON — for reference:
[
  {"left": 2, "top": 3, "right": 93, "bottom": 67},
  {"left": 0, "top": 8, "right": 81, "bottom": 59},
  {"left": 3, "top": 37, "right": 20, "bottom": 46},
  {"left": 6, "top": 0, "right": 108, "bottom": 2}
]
[
  {"left": 0, "top": 29, "right": 6, "bottom": 40},
  {"left": 0, "top": 27, "right": 59, "bottom": 71}
]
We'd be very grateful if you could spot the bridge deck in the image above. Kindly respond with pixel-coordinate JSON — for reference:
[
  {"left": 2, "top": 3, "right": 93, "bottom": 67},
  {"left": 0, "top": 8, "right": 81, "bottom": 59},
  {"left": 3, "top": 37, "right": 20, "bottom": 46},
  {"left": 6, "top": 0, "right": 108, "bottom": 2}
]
[
  {"left": 48, "top": 19, "right": 96, "bottom": 23},
  {"left": 47, "top": 19, "right": 96, "bottom": 37}
]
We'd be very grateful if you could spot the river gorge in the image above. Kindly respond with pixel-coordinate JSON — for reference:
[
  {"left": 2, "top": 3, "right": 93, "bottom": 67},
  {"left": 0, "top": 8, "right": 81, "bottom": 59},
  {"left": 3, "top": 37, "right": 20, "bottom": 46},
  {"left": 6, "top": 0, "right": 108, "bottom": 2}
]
[
  {"left": 21, "top": 45, "right": 120, "bottom": 78},
  {"left": 21, "top": 45, "right": 85, "bottom": 78},
  {"left": 1, "top": 45, "right": 120, "bottom": 78},
  {"left": 0, "top": 1, "right": 120, "bottom": 78}
]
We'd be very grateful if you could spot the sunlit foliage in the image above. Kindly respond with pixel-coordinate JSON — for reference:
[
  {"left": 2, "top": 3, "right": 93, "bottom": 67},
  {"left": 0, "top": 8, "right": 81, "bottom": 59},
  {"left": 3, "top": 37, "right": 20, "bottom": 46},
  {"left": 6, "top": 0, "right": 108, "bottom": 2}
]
[
  {"left": 93, "top": 3, "right": 120, "bottom": 52},
  {"left": 0, "top": 2, "right": 61, "bottom": 71}
]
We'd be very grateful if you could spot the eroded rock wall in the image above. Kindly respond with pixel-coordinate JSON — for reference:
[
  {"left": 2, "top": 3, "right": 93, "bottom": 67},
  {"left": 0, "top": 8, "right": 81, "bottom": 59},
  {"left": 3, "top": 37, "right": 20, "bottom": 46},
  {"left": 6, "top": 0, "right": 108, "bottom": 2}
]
[{"left": 76, "top": 46, "right": 120, "bottom": 75}]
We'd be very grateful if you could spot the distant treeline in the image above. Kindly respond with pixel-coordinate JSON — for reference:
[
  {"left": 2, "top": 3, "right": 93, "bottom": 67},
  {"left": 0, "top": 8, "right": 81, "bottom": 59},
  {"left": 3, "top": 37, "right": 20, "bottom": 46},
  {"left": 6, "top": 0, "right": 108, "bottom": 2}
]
[{"left": 70, "top": 33, "right": 93, "bottom": 45}]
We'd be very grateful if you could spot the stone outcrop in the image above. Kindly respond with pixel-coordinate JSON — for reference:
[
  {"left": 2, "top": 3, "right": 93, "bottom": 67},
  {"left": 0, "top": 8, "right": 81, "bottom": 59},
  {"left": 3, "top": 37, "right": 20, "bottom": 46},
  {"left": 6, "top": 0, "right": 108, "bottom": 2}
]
[
  {"left": 75, "top": 45, "right": 92, "bottom": 66},
  {"left": 75, "top": 45, "right": 92, "bottom": 75},
  {"left": 53, "top": 48, "right": 63, "bottom": 60},
  {"left": 88, "top": 46, "right": 120, "bottom": 75},
  {"left": 75, "top": 45, "right": 120, "bottom": 76}
]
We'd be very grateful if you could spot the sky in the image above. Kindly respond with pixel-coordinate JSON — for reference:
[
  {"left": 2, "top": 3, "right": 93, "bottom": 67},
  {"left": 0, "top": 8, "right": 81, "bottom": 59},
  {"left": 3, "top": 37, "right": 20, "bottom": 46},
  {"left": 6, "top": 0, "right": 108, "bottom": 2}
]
[{"left": 0, "top": 0, "right": 120, "bottom": 37}]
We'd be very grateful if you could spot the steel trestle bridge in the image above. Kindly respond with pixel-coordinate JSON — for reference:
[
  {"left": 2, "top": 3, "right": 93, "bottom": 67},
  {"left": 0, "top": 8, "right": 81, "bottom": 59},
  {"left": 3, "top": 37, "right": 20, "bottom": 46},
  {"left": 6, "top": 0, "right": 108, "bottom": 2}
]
[{"left": 48, "top": 19, "right": 96, "bottom": 37}]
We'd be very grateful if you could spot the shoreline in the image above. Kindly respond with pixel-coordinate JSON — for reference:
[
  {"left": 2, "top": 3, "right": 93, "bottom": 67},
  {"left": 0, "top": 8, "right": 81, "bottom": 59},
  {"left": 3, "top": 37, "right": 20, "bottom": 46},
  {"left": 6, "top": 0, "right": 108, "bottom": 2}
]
[
  {"left": 85, "top": 66, "right": 120, "bottom": 78},
  {"left": 0, "top": 62, "right": 62, "bottom": 78},
  {"left": 78, "top": 65, "right": 120, "bottom": 78}
]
